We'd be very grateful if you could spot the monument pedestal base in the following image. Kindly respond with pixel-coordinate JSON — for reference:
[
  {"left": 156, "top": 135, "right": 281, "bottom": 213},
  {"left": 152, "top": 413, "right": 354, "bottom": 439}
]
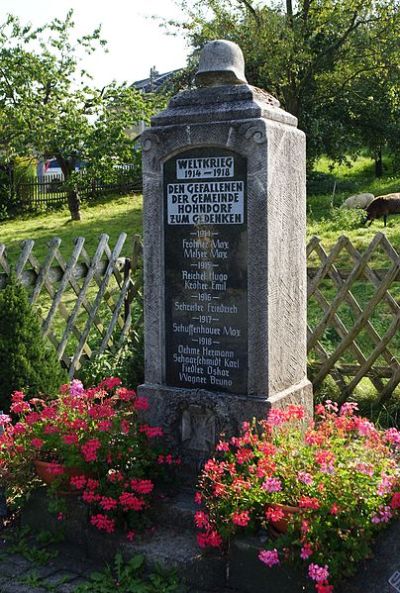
[{"left": 138, "top": 378, "right": 313, "bottom": 480}]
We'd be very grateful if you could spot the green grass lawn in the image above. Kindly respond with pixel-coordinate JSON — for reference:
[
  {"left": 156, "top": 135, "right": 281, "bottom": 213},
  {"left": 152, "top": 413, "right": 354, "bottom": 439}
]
[
  {"left": 307, "top": 155, "right": 400, "bottom": 254},
  {"left": 0, "top": 193, "right": 143, "bottom": 265}
]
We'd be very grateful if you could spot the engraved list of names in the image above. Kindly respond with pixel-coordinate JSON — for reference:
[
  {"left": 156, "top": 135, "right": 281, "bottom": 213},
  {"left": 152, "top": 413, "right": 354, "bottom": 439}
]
[{"left": 164, "top": 147, "right": 248, "bottom": 394}]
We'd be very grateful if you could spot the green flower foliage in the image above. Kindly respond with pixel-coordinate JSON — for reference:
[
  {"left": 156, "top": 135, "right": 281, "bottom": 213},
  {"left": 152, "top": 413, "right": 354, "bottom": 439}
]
[{"left": 0, "top": 275, "right": 67, "bottom": 411}]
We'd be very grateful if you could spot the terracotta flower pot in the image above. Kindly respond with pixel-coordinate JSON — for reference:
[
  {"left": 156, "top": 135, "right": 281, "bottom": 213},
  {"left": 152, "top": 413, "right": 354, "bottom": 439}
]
[
  {"left": 34, "top": 460, "right": 80, "bottom": 490},
  {"left": 268, "top": 503, "right": 301, "bottom": 533}
]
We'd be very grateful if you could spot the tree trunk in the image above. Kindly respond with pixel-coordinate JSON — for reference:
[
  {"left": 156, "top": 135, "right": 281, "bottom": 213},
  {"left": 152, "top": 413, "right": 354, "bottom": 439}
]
[
  {"left": 58, "top": 157, "right": 81, "bottom": 220},
  {"left": 375, "top": 149, "right": 383, "bottom": 178},
  {"left": 67, "top": 188, "right": 81, "bottom": 221}
]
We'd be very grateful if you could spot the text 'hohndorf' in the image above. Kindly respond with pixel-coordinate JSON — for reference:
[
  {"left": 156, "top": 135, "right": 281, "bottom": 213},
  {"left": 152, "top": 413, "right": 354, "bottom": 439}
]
[{"left": 167, "top": 181, "right": 244, "bottom": 225}]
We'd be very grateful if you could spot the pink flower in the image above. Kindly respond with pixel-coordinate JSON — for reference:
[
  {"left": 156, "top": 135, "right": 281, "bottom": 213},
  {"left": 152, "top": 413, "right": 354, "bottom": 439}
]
[
  {"left": 316, "top": 584, "right": 334, "bottom": 593},
  {"left": 329, "top": 503, "right": 340, "bottom": 516},
  {"left": 119, "top": 492, "right": 145, "bottom": 511},
  {"left": 86, "top": 478, "right": 99, "bottom": 490},
  {"left": 82, "top": 490, "right": 100, "bottom": 504},
  {"left": 194, "top": 511, "right": 210, "bottom": 529},
  {"left": 262, "top": 477, "right": 282, "bottom": 493},
  {"left": 98, "top": 420, "right": 112, "bottom": 432},
  {"left": 324, "top": 400, "right": 339, "bottom": 413},
  {"left": 139, "top": 424, "right": 163, "bottom": 438},
  {"left": 339, "top": 402, "right": 358, "bottom": 416},
  {"left": 354, "top": 417, "right": 376, "bottom": 437},
  {"left": 25, "top": 412, "right": 41, "bottom": 425},
  {"left": 0, "top": 414, "right": 11, "bottom": 425},
  {"left": 57, "top": 513, "right": 64, "bottom": 521},
  {"left": 10, "top": 391, "right": 31, "bottom": 413},
  {"left": 116, "top": 387, "right": 136, "bottom": 401},
  {"left": 194, "top": 492, "right": 202, "bottom": 505},
  {"left": 99, "top": 497, "right": 118, "bottom": 511},
  {"left": 258, "top": 549, "right": 280, "bottom": 567},
  {"left": 390, "top": 492, "right": 400, "bottom": 509},
  {"left": 69, "top": 379, "right": 84, "bottom": 397},
  {"left": 235, "top": 448, "right": 253, "bottom": 464},
  {"left": 265, "top": 507, "right": 285, "bottom": 522},
  {"left": 31, "top": 438, "right": 44, "bottom": 449},
  {"left": 70, "top": 475, "right": 87, "bottom": 490},
  {"left": 377, "top": 474, "right": 395, "bottom": 496},
  {"left": 62, "top": 434, "right": 78, "bottom": 445},
  {"left": 286, "top": 405, "right": 305, "bottom": 420},
  {"left": 11, "top": 390, "right": 25, "bottom": 402},
  {"left": 216, "top": 440, "right": 229, "bottom": 452},
  {"left": 13, "top": 422, "right": 27, "bottom": 435},
  {"left": 297, "top": 471, "right": 313, "bottom": 485},
  {"left": 205, "top": 530, "right": 222, "bottom": 548},
  {"left": 130, "top": 479, "right": 154, "bottom": 495},
  {"left": 300, "top": 543, "right": 313, "bottom": 559},
  {"left": 299, "top": 496, "right": 320, "bottom": 510},
  {"left": 133, "top": 397, "right": 149, "bottom": 410},
  {"left": 371, "top": 505, "right": 392, "bottom": 524},
  {"left": 266, "top": 409, "right": 286, "bottom": 427},
  {"left": 308, "top": 563, "right": 329, "bottom": 582},
  {"left": 89, "top": 405, "right": 115, "bottom": 420},
  {"left": 90, "top": 513, "right": 115, "bottom": 533},
  {"left": 70, "top": 419, "right": 88, "bottom": 431},
  {"left": 232, "top": 511, "right": 250, "bottom": 527},
  {"left": 196, "top": 527, "right": 224, "bottom": 549},
  {"left": 355, "top": 462, "right": 374, "bottom": 476},
  {"left": 127, "top": 530, "right": 135, "bottom": 541},
  {"left": 384, "top": 428, "right": 400, "bottom": 445},
  {"left": 81, "top": 439, "right": 101, "bottom": 462},
  {"left": 99, "top": 377, "right": 122, "bottom": 390}
]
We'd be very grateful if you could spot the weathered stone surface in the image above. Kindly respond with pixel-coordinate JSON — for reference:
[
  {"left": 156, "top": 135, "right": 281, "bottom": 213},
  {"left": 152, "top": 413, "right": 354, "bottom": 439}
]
[
  {"left": 140, "top": 380, "right": 312, "bottom": 479},
  {"left": 196, "top": 39, "right": 248, "bottom": 87},
  {"left": 139, "top": 40, "right": 312, "bottom": 476}
]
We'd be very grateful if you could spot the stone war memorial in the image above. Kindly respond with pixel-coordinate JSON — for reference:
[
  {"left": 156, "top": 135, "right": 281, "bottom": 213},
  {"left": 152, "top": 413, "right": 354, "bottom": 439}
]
[{"left": 139, "top": 39, "right": 313, "bottom": 474}]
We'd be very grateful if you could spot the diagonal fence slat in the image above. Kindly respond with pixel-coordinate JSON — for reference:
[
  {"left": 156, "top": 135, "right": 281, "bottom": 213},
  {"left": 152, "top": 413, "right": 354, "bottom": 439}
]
[
  {"left": 307, "top": 233, "right": 400, "bottom": 401},
  {"left": 313, "top": 260, "right": 400, "bottom": 386},
  {"left": 57, "top": 234, "right": 110, "bottom": 361},
  {"left": 308, "top": 233, "right": 384, "bottom": 351},
  {"left": 0, "top": 233, "right": 139, "bottom": 379},
  {"left": 309, "top": 239, "right": 386, "bottom": 393},
  {"left": 68, "top": 233, "right": 128, "bottom": 377}
]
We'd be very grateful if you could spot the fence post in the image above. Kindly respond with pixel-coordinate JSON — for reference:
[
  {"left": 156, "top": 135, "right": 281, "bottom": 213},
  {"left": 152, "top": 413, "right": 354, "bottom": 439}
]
[{"left": 123, "top": 257, "right": 132, "bottom": 322}]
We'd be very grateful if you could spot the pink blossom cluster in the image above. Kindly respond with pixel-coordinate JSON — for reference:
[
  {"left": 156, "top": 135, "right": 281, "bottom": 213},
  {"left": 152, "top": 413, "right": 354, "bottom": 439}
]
[
  {"left": 90, "top": 513, "right": 116, "bottom": 533},
  {"left": 1, "top": 378, "right": 177, "bottom": 540},
  {"left": 258, "top": 549, "right": 279, "bottom": 567},
  {"left": 308, "top": 563, "right": 329, "bottom": 582},
  {"left": 196, "top": 530, "right": 222, "bottom": 548}
]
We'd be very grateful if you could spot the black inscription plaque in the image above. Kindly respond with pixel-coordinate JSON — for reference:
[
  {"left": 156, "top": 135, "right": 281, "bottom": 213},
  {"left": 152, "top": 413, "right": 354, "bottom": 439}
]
[{"left": 164, "top": 147, "right": 248, "bottom": 394}]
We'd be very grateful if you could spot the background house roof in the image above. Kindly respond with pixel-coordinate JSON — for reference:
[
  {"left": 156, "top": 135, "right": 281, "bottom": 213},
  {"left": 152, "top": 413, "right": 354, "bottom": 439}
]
[{"left": 132, "top": 67, "right": 181, "bottom": 93}]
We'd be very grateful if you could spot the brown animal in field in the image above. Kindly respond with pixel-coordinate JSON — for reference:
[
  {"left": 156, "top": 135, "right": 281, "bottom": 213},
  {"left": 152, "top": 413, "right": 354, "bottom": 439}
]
[{"left": 364, "top": 193, "right": 400, "bottom": 227}]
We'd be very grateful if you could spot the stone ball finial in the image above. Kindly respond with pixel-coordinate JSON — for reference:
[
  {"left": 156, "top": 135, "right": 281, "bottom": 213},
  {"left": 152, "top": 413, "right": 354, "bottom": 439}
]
[{"left": 195, "top": 39, "right": 248, "bottom": 88}]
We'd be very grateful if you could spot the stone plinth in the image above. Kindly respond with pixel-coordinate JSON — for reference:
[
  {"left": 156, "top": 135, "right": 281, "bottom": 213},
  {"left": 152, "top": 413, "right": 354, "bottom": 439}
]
[{"left": 139, "top": 41, "right": 312, "bottom": 472}]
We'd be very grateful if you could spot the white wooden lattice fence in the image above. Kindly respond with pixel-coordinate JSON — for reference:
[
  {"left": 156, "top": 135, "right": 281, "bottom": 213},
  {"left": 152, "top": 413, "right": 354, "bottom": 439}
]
[
  {"left": 0, "top": 233, "right": 143, "bottom": 378},
  {"left": 1, "top": 231, "right": 400, "bottom": 400}
]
